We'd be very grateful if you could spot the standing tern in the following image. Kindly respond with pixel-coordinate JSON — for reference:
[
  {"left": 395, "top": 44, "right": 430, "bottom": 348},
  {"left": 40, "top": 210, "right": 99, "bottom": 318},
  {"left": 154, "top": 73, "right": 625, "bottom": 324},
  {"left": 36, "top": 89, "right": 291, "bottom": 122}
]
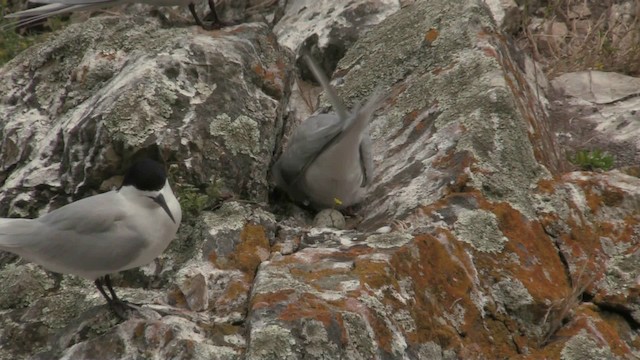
[{"left": 0, "top": 158, "right": 182, "bottom": 318}]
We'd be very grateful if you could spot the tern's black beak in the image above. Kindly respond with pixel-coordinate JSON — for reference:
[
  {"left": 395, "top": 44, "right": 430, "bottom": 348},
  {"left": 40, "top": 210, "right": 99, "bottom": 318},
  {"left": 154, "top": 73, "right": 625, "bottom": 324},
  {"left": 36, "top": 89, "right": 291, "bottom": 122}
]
[{"left": 149, "top": 193, "right": 176, "bottom": 224}]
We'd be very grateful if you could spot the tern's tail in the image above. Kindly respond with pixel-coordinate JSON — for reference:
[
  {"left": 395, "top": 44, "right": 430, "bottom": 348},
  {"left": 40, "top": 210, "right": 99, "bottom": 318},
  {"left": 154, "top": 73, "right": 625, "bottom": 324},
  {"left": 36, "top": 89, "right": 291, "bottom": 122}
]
[{"left": 0, "top": 218, "right": 36, "bottom": 249}]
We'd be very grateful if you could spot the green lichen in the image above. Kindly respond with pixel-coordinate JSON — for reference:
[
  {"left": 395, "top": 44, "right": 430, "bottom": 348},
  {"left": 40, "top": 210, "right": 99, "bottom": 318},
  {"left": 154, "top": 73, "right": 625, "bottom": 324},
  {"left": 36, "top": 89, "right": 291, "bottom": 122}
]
[
  {"left": 454, "top": 209, "right": 508, "bottom": 253},
  {"left": 209, "top": 114, "right": 261, "bottom": 158}
]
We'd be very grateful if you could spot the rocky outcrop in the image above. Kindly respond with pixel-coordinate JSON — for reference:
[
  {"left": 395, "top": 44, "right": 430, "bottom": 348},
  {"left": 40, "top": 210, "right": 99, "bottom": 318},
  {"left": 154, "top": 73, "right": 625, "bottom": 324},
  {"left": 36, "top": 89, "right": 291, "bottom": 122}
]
[
  {"left": 0, "top": 0, "right": 639, "bottom": 359},
  {"left": 551, "top": 70, "right": 640, "bottom": 168}
]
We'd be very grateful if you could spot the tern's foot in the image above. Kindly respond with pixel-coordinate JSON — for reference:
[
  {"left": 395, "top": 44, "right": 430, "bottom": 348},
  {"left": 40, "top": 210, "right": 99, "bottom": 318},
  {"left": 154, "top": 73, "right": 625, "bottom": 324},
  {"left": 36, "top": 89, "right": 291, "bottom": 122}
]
[
  {"left": 199, "top": 19, "right": 235, "bottom": 30},
  {"left": 109, "top": 300, "right": 136, "bottom": 320}
]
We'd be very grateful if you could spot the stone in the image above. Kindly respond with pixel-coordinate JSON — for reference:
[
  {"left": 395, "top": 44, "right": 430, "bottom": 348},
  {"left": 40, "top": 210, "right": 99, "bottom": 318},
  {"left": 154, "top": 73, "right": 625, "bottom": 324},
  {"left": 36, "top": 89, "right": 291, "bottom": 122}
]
[{"left": 0, "top": 0, "right": 639, "bottom": 358}]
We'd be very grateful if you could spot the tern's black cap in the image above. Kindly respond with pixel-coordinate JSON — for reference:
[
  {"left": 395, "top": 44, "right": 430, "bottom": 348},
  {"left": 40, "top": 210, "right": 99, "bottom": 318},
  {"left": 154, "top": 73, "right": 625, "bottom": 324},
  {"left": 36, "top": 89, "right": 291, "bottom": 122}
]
[{"left": 122, "top": 159, "right": 167, "bottom": 191}]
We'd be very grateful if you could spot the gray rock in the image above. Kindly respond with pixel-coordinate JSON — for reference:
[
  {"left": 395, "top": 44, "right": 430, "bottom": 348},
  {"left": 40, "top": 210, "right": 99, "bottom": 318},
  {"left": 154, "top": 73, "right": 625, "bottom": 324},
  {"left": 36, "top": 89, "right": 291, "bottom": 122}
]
[{"left": 1, "top": 0, "right": 640, "bottom": 359}]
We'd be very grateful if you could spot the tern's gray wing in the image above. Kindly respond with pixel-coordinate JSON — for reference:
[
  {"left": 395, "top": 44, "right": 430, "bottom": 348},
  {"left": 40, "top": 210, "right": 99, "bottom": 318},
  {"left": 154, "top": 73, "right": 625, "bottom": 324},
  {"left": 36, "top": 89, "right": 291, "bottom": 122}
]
[
  {"left": 29, "top": 191, "right": 145, "bottom": 273},
  {"left": 3, "top": 3, "right": 91, "bottom": 29},
  {"left": 273, "top": 114, "right": 344, "bottom": 199},
  {"left": 3, "top": 3, "right": 78, "bottom": 18},
  {"left": 2, "top": 0, "right": 126, "bottom": 30}
]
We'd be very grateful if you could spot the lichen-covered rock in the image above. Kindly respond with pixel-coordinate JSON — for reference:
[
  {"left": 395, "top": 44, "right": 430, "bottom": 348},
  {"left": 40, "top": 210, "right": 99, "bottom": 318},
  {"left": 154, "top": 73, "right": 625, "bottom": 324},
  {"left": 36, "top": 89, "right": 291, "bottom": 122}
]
[
  {"left": 245, "top": 0, "right": 638, "bottom": 358},
  {"left": 551, "top": 70, "right": 640, "bottom": 168},
  {"left": 1, "top": 0, "right": 639, "bottom": 359},
  {"left": 0, "top": 17, "right": 291, "bottom": 218},
  {"left": 273, "top": 0, "right": 400, "bottom": 62}
]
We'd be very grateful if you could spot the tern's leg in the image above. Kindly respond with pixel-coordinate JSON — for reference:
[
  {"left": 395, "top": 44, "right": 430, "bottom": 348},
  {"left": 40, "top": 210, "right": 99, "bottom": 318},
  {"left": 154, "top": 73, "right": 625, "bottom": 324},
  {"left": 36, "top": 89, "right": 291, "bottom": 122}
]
[
  {"left": 188, "top": 3, "right": 207, "bottom": 29},
  {"left": 206, "top": 0, "right": 221, "bottom": 24},
  {"left": 189, "top": 0, "right": 227, "bottom": 30},
  {"left": 94, "top": 277, "right": 113, "bottom": 303},
  {"left": 104, "top": 275, "right": 121, "bottom": 302},
  {"left": 95, "top": 276, "right": 130, "bottom": 319}
]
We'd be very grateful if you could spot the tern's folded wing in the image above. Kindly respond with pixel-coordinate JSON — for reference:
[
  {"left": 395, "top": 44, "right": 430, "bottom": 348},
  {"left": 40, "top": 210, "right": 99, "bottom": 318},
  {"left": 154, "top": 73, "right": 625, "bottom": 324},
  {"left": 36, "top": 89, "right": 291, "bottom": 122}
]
[{"left": 27, "top": 191, "right": 146, "bottom": 272}]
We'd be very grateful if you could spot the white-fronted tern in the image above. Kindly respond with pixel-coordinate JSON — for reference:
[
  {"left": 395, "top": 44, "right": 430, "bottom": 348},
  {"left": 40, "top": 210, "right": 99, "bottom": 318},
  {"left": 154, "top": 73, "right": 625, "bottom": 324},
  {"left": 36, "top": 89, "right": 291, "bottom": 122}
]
[
  {"left": 0, "top": 158, "right": 182, "bottom": 318},
  {"left": 271, "top": 54, "right": 384, "bottom": 210}
]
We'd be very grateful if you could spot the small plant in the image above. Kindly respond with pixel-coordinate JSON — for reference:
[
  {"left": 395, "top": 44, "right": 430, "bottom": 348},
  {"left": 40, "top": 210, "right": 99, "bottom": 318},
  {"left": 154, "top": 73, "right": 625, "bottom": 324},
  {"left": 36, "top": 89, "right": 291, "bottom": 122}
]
[
  {"left": 168, "top": 165, "right": 224, "bottom": 219},
  {"left": 176, "top": 182, "right": 223, "bottom": 218},
  {"left": 569, "top": 149, "right": 614, "bottom": 171}
]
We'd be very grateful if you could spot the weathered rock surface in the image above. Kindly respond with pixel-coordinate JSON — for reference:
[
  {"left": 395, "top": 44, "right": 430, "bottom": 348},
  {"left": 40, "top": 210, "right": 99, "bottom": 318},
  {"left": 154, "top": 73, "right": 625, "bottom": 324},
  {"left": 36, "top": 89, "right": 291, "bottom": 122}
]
[
  {"left": 273, "top": 0, "right": 400, "bottom": 68},
  {"left": 551, "top": 70, "right": 640, "bottom": 168},
  {"left": 0, "top": 0, "right": 639, "bottom": 359}
]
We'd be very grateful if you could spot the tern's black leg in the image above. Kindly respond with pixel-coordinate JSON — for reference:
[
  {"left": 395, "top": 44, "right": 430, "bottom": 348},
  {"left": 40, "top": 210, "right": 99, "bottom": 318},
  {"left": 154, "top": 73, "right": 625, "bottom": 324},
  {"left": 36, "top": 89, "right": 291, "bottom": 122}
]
[
  {"left": 104, "top": 275, "right": 120, "bottom": 302},
  {"left": 94, "top": 276, "right": 130, "bottom": 319},
  {"left": 188, "top": 3, "right": 207, "bottom": 28},
  {"left": 206, "top": 0, "right": 221, "bottom": 24},
  {"left": 94, "top": 277, "right": 113, "bottom": 303},
  {"left": 188, "top": 0, "right": 228, "bottom": 30}
]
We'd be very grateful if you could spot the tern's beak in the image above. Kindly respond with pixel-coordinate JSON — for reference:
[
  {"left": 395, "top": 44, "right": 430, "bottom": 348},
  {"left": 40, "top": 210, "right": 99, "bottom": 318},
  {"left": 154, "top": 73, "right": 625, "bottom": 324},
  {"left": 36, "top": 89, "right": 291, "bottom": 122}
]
[{"left": 149, "top": 193, "right": 176, "bottom": 224}]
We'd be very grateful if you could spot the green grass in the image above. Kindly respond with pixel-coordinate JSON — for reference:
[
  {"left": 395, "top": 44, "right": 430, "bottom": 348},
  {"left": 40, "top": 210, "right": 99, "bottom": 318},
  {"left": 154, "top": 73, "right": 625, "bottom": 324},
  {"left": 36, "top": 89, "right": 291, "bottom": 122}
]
[{"left": 569, "top": 149, "right": 614, "bottom": 171}]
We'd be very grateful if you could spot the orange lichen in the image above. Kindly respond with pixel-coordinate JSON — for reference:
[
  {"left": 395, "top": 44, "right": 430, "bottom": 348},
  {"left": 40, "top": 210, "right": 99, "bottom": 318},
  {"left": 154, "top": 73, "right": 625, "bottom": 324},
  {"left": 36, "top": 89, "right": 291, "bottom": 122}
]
[
  {"left": 218, "top": 279, "right": 250, "bottom": 306},
  {"left": 402, "top": 110, "right": 419, "bottom": 126},
  {"left": 217, "top": 223, "right": 270, "bottom": 279},
  {"left": 553, "top": 305, "right": 635, "bottom": 357},
  {"left": 601, "top": 187, "right": 625, "bottom": 207},
  {"left": 250, "top": 289, "right": 296, "bottom": 310},
  {"left": 353, "top": 258, "right": 395, "bottom": 290},
  {"left": 482, "top": 47, "right": 498, "bottom": 58},
  {"left": 536, "top": 178, "right": 557, "bottom": 194},
  {"left": 424, "top": 28, "right": 439, "bottom": 44},
  {"left": 482, "top": 200, "right": 569, "bottom": 296},
  {"left": 572, "top": 178, "right": 624, "bottom": 213},
  {"left": 278, "top": 293, "right": 338, "bottom": 326},
  {"left": 208, "top": 250, "right": 218, "bottom": 264},
  {"left": 166, "top": 287, "right": 189, "bottom": 309},
  {"left": 432, "top": 149, "right": 474, "bottom": 171},
  {"left": 390, "top": 235, "right": 471, "bottom": 336},
  {"left": 431, "top": 61, "right": 458, "bottom": 75},
  {"left": 133, "top": 322, "right": 146, "bottom": 338}
]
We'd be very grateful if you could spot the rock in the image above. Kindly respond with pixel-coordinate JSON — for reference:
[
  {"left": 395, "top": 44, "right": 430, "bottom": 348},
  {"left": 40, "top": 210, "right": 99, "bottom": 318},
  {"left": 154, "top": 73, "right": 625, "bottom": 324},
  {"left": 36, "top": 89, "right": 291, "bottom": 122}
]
[
  {"left": 1, "top": 0, "right": 640, "bottom": 358},
  {"left": 0, "top": 17, "right": 291, "bottom": 218},
  {"left": 552, "top": 71, "right": 640, "bottom": 104},
  {"left": 567, "top": 4, "right": 591, "bottom": 20},
  {"left": 484, "top": 0, "right": 521, "bottom": 33},
  {"left": 273, "top": 0, "right": 400, "bottom": 67},
  {"left": 551, "top": 71, "right": 640, "bottom": 167}
]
